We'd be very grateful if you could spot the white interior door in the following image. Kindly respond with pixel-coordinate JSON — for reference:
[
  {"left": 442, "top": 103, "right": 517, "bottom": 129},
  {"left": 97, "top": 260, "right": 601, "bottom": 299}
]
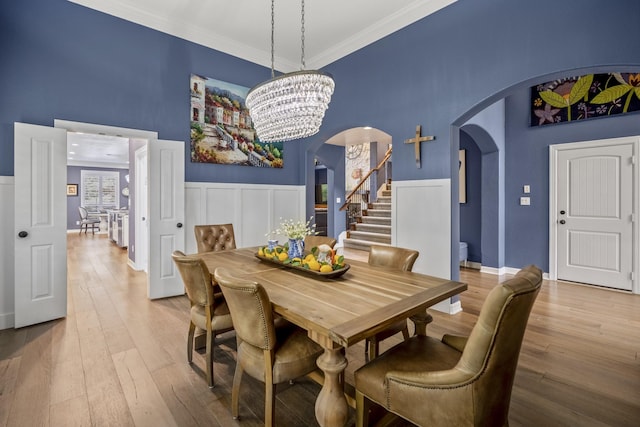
[
  {"left": 556, "top": 141, "right": 634, "bottom": 291},
  {"left": 135, "top": 145, "right": 149, "bottom": 272},
  {"left": 14, "top": 123, "right": 67, "bottom": 328},
  {"left": 147, "top": 139, "right": 185, "bottom": 299}
]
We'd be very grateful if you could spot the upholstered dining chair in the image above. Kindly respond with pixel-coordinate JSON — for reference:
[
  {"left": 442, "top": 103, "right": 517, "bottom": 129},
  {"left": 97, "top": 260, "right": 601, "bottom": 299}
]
[
  {"left": 194, "top": 223, "right": 236, "bottom": 253},
  {"left": 364, "top": 244, "right": 419, "bottom": 361},
  {"left": 78, "top": 206, "right": 100, "bottom": 234},
  {"left": 213, "top": 267, "right": 324, "bottom": 427},
  {"left": 354, "top": 265, "right": 543, "bottom": 427},
  {"left": 304, "top": 235, "right": 337, "bottom": 250},
  {"left": 172, "top": 251, "right": 234, "bottom": 388}
]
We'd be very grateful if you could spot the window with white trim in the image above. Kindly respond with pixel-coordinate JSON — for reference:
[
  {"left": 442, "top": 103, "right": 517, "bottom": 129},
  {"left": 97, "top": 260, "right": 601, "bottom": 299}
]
[{"left": 81, "top": 170, "right": 119, "bottom": 211}]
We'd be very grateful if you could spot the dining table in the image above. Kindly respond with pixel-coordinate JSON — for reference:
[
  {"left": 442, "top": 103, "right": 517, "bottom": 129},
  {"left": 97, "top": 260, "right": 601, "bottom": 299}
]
[{"left": 194, "top": 246, "right": 467, "bottom": 427}]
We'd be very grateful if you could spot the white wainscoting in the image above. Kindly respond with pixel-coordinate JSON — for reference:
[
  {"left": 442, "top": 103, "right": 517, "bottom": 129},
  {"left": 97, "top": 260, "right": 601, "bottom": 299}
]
[
  {"left": 0, "top": 176, "right": 15, "bottom": 329},
  {"left": 184, "top": 182, "right": 305, "bottom": 254},
  {"left": 392, "top": 179, "right": 460, "bottom": 314}
]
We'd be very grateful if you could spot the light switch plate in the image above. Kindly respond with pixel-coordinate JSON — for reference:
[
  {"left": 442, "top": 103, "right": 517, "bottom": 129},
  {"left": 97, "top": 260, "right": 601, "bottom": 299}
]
[
  {"left": 523, "top": 185, "right": 530, "bottom": 194},
  {"left": 520, "top": 197, "right": 530, "bottom": 206},
  {"left": 336, "top": 197, "right": 341, "bottom": 204}
]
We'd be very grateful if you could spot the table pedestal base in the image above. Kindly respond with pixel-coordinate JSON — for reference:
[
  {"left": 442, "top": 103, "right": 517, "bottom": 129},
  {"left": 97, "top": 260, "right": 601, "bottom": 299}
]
[{"left": 315, "top": 347, "right": 349, "bottom": 427}]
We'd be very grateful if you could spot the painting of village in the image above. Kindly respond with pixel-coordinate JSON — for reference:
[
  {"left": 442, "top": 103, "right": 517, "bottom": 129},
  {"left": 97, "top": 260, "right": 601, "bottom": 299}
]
[{"left": 190, "top": 74, "right": 284, "bottom": 167}]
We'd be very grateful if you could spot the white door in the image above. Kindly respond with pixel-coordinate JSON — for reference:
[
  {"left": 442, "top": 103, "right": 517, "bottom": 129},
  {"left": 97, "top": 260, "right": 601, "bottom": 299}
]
[
  {"left": 147, "top": 139, "right": 185, "bottom": 299},
  {"left": 556, "top": 142, "right": 634, "bottom": 291},
  {"left": 14, "top": 123, "right": 67, "bottom": 328},
  {"left": 135, "top": 146, "right": 149, "bottom": 272}
]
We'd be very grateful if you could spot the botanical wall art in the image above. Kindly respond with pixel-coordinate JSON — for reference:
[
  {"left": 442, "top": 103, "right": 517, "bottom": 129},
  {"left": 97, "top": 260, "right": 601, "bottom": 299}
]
[
  {"left": 530, "top": 72, "right": 640, "bottom": 127},
  {"left": 190, "top": 74, "right": 284, "bottom": 167}
]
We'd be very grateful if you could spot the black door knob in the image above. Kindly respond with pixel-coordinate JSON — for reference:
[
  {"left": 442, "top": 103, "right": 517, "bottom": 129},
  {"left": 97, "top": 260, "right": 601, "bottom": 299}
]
[
  {"left": 560, "top": 210, "right": 566, "bottom": 215},
  {"left": 177, "top": 222, "right": 183, "bottom": 228},
  {"left": 559, "top": 220, "right": 566, "bottom": 224},
  {"left": 18, "top": 231, "right": 28, "bottom": 238}
]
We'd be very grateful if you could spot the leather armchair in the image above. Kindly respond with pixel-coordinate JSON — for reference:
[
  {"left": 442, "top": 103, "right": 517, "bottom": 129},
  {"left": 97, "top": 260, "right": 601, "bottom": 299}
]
[
  {"left": 365, "top": 245, "right": 419, "bottom": 360},
  {"left": 354, "top": 265, "right": 542, "bottom": 427},
  {"left": 172, "top": 251, "right": 234, "bottom": 388},
  {"left": 213, "top": 267, "right": 323, "bottom": 427},
  {"left": 194, "top": 223, "right": 236, "bottom": 253}
]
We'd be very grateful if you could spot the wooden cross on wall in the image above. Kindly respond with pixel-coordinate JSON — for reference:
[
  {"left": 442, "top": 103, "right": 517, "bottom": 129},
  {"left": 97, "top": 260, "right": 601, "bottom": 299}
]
[{"left": 404, "top": 125, "right": 435, "bottom": 168}]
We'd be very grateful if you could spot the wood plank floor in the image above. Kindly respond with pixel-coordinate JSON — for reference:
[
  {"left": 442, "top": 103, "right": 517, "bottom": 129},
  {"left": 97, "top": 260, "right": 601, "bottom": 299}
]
[{"left": 1, "top": 233, "right": 639, "bottom": 426}]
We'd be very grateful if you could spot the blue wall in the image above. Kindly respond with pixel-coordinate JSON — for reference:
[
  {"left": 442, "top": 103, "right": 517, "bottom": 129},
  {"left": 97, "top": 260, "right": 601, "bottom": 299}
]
[
  {"left": 3, "top": 0, "right": 640, "bottom": 275},
  {"left": 0, "top": 0, "right": 306, "bottom": 184},
  {"left": 313, "top": 0, "right": 640, "bottom": 272}
]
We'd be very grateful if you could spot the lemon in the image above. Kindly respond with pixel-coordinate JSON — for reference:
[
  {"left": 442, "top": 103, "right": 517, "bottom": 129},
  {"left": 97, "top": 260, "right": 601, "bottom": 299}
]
[
  {"left": 278, "top": 252, "right": 289, "bottom": 262},
  {"left": 258, "top": 247, "right": 264, "bottom": 256},
  {"left": 305, "top": 254, "right": 316, "bottom": 262},
  {"left": 308, "top": 260, "right": 321, "bottom": 271},
  {"left": 319, "top": 264, "right": 333, "bottom": 273}
]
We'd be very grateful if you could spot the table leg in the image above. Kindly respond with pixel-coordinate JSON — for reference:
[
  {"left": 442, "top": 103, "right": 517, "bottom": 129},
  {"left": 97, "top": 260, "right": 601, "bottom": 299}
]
[{"left": 315, "top": 347, "right": 349, "bottom": 427}]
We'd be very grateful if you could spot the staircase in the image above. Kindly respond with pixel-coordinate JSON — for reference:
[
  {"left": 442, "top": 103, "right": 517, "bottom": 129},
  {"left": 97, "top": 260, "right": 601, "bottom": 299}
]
[{"left": 343, "top": 182, "right": 392, "bottom": 251}]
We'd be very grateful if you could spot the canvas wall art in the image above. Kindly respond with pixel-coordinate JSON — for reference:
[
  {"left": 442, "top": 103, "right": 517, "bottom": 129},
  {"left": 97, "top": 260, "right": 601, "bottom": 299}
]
[
  {"left": 190, "top": 74, "right": 284, "bottom": 167},
  {"left": 530, "top": 72, "right": 640, "bottom": 127}
]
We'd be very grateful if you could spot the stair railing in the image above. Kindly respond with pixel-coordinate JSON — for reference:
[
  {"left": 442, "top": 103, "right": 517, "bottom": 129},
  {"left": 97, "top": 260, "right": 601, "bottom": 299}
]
[{"left": 340, "top": 147, "right": 392, "bottom": 229}]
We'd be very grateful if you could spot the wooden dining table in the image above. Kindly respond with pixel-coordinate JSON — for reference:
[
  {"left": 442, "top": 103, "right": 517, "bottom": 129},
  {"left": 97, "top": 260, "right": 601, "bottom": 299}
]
[{"left": 194, "top": 247, "right": 467, "bottom": 427}]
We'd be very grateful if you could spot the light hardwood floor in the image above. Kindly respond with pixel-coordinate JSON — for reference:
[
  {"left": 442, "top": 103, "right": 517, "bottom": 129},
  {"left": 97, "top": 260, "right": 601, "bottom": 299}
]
[{"left": 1, "top": 234, "right": 639, "bottom": 426}]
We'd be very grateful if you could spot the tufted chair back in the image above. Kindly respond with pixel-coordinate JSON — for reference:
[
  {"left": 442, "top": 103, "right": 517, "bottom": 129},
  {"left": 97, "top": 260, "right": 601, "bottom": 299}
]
[
  {"left": 368, "top": 245, "right": 419, "bottom": 272},
  {"left": 194, "top": 224, "right": 236, "bottom": 253}
]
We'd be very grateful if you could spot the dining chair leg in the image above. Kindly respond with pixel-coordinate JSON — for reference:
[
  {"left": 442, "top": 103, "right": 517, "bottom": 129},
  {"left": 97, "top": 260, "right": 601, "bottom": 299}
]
[
  {"left": 187, "top": 321, "right": 196, "bottom": 364},
  {"left": 231, "top": 363, "right": 243, "bottom": 419},
  {"left": 356, "top": 390, "right": 371, "bottom": 427},
  {"left": 206, "top": 326, "right": 214, "bottom": 388},
  {"left": 265, "top": 382, "right": 276, "bottom": 427}
]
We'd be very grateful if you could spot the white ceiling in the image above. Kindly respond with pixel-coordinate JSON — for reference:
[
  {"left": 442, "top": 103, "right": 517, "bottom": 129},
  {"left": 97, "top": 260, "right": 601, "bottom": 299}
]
[
  {"left": 67, "top": 132, "right": 130, "bottom": 169},
  {"left": 66, "top": 0, "right": 456, "bottom": 165},
  {"left": 69, "top": 0, "right": 456, "bottom": 71}
]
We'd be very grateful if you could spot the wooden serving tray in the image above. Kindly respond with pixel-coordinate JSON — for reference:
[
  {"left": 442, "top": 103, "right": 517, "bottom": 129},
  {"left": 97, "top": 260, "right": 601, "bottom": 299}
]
[{"left": 255, "top": 254, "right": 350, "bottom": 279}]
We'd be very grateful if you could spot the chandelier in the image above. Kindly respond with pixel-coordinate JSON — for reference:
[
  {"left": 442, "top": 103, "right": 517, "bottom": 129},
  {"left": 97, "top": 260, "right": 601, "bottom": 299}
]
[{"left": 245, "top": 0, "right": 335, "bottom": 143}]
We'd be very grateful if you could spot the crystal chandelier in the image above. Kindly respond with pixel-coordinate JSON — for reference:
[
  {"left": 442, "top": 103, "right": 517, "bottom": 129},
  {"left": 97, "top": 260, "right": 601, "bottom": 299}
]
[{"left": 246, "top": 0, "right": 335, "bottom": 143}]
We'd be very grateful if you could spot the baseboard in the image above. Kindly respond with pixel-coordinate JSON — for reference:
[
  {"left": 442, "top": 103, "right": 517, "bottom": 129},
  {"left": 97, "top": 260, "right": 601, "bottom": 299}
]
[
  {"left": 480, "top": 265, "right": 549, "bottom": 279},
  {"left": 430, "top": 299, "right": 462, "bottom": 315},
  {"left": 480, "top": 266, "right": 508, "bottom": 275},
  {"left": 127, "top": 258, "right": 144, "bottom": 271},
  {"left": 0, "top": 312, "right": 14, "bottom": 330},
  {"left": 460, "top": 261, "right": 481, "bottom": 270}
]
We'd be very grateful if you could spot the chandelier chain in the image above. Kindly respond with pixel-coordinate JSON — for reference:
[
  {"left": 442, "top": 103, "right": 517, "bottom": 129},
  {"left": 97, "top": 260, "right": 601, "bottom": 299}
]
[
  {"left": 301, "top": 0, "right": 306, "bottom": 69},
  {"left": 271, "top": 0, "right": 275, "bottom": 78}
]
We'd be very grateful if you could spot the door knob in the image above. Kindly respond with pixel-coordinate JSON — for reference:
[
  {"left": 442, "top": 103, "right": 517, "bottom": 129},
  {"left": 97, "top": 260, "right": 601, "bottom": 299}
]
[
  {"left": 18, "top": 231, "right": 28, "bottom": 238},
  {"left": 560, "top": 210, "right": 566, "bottom": 215},
  {"left": 559, "top": 220, "right": 566, "bottom": 224},
  {"left": 177, "top": 222, "right": 183, "bottom": 228},
  {"left": 142, "top": 217, "right": 146, "bottom": 221}
]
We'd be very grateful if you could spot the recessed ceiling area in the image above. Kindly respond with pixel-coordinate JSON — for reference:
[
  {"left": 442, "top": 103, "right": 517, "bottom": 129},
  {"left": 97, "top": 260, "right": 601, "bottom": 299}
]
[
  {"left": 68, "top": 0, "right": 457, "bottom": 72},
  {"left": 325, "top": 127, "right": 392, "bottom": 147},
  {"left": 67, "top": 132, "right": 130, "bottom": 169}
]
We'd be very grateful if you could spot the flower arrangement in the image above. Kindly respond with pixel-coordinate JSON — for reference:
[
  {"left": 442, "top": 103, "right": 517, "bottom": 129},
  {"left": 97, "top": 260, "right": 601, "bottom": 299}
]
[{"left": 268, "top": 217, "right": 317, "bottom": 240}]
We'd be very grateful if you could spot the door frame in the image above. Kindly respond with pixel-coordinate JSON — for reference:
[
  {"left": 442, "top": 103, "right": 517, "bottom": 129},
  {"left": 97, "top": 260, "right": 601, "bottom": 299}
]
[{"left": 549, "top": 136, "right": 639, "bottom": 294}]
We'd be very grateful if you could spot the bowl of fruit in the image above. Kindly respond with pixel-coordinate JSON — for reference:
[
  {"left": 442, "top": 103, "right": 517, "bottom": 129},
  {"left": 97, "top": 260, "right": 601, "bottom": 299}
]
[{"left": 256, "top": 244, "right": 350, "bottom": 279}]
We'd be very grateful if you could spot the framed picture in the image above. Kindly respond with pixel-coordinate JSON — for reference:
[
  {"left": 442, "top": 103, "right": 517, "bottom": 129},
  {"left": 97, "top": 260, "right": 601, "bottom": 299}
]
[{"left": 66, "top": 184, "right": 78, "bottom": 196}]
